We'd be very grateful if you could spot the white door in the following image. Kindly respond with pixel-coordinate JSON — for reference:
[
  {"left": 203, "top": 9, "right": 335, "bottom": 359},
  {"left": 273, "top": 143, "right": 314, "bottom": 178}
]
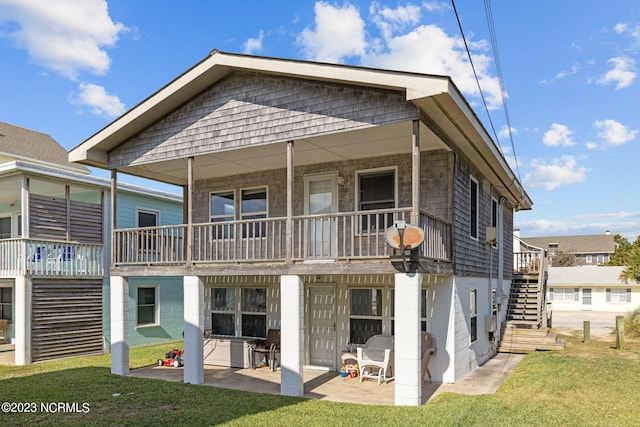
[
  {"left": 304, "top": 173, "right": 337, "bottom": 258},
  {"left": 308, "top": 286, "right": 336, "bottom": 369}
]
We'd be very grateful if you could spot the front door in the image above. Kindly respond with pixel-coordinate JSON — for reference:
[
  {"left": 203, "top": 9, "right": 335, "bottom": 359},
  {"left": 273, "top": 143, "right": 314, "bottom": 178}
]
[
  {"left": 308, "top": 286, "right": 336, "bottom": 369},
  {"left": 304, "top": 173, "right": 337, "bottom": 258}
]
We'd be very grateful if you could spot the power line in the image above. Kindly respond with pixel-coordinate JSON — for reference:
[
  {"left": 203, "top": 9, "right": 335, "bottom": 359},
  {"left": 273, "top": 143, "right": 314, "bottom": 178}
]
[{"left": 450, "top": 0, "right": 522, "bottom": 184}]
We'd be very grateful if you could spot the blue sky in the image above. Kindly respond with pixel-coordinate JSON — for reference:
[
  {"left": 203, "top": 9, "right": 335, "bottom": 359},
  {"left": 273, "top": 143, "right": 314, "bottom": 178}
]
[{"left": 1, "top": 1, "right": 640, "bottom": 238}]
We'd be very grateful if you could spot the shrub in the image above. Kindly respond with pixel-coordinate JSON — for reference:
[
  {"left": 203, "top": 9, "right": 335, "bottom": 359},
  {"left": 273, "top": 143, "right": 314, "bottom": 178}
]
[{"left": 625, "top": 308, "right": 640, "bottom": 338}]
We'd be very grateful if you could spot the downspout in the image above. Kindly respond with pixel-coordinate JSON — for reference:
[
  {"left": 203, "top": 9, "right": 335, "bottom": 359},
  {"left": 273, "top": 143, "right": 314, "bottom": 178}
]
[{"left": 497, "top": 197, "right": 505, "bottom": 343}]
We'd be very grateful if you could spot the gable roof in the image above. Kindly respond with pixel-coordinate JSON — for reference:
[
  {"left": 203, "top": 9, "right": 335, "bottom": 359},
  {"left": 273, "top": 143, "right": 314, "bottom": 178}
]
[
  {"left": 69, "top": 50, "right": 531, "bottom": 210},
  {"left": 0, "top": 122, "right": 89, "bottom": 173},
  {"left": 520, "top": 234, "right": 616, "bottom": 255}
]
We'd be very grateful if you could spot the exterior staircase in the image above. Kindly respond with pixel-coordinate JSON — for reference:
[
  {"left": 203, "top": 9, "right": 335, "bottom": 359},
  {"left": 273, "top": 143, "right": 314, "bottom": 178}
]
[{"left": 498, "top": 241, "right": 566, "bottom": 353}]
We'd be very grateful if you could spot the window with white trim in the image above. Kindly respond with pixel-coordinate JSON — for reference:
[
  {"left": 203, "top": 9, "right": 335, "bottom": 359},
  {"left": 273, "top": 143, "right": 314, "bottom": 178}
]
[
  {"left": 607, "top": 288, "right": 631, "bottom": 303},
  {"left": 0, "top": 216, "right": 11, "bottom": 239},
  {"left": 550, "top": 288, "right": 579, "bottom": 302},
  {"left": 586, "top": 255, "right": 593, "bottom": 264},
  {"left": 470, "top": 176, "right": 479, "bottom": 239},
  {"left": 137, "top": 286, "right": 158, "bottom": 326},
  {"left": 241, "top": 187, "right": 267, "bottom": 238},
  {"left": 356, "top": 168, "right": 396, "bottom": 232},
  {"left": 491, "top": 197, "right": 498, "bottom": 247},
  {"left": 597, "top": 255, "right": 605, "bottom": 264},
  {"left": 470, "top": 289, "right": 477, "bottom": 343},
  {"left": 211, "top": 288, "right": 235, "bottom": 336},
  {"left": 349, "top": 288, "right": 383, "bottom": 344},
  {"left": 136, "top": 208, "right": 159, "bottom": 227}
]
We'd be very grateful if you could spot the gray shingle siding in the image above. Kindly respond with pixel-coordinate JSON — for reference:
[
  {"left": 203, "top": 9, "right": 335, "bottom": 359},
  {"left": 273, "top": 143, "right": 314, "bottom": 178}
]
[{"left": 110, "top": 72, "right": 419, "bottom": 168}]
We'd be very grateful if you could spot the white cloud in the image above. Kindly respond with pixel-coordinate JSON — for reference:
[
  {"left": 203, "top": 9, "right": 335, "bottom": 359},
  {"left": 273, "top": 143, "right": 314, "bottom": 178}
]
[
  {"left": 543, "top": 123, "right": 575, "bottom": 147},
  {"left": 614, "top": 22, "right": 640, "bottom": 52},
  {"left": 74, "top": 83, "right": 125, "bottom": 119},
  {"left": 422, "top": 1, "right": 449, "bottom": 13},
  {"left": 594, "top": 119, "right": 638, "bottom": 145},
  {"left": 498, "top": 125, "right": 517, "bottom": 140},
  {"left": 297, "top": 1, "right": 366, "bottom": 62},
  {"left": 0, "top": 0, "right": 127, "bottom": 79},
  {"left": 554, "top": 64, "right": 580, "bottom": 79},
  {"left": 244, "top": 30, "right": 264, "bottom": 55},
  {"left": 524, "top": 155, "right": 588, "bottom": 190},
  {"left": 296, "top": 1, "right": 503, "bottom": 109},
  {"left": 597, "top": 56, "right": 637, "bottom": 89}
]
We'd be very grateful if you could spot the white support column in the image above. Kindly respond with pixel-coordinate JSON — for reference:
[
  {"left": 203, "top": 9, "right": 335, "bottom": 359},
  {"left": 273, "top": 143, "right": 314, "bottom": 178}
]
[
  {"left": 110, "top": 275, "right": 129, "bottom": 375},
  {"left": 280, "top": 275, "right": 304, "bottom": 397},
  {"left": 394, "top": 272, "right": 422, "bottom": 406},
  {"left": 14, "top": 276, "right": 31, "bottom": 365},
  {"left": 184, "top": 276, "right": 204, "bottom": 384}
]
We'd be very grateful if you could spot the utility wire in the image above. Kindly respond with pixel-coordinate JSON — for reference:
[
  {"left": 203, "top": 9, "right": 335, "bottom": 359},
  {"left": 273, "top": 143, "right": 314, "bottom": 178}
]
[{"left": 450, "top": 0, "right": 522, "bottom": 184}]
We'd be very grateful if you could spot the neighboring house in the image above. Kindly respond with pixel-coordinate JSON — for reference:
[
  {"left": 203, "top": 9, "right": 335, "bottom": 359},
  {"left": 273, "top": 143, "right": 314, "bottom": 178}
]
[
  {"left": 514, "top": 231, "right": 633, "bottom": 313},
  {"left": 69, "top": 51, "right": 532, "bottom": 406},
  {"left": 516, "top": 231, "right": 615, "bottom": 266},
  {"left": 0, "top": 122, "right": 183, "bottom": 365}
]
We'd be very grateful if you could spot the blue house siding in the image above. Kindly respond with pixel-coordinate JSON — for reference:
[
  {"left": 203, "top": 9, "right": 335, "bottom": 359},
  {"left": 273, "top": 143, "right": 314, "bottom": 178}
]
[{"left": 103, "top": 188, "right": 184, "bottom": 349}]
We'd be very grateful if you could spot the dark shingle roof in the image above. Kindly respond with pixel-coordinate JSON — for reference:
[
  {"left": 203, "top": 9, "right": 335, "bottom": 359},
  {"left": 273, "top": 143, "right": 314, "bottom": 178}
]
[
  {"left": 0, "top": 122, "right": 89, "bottom": 172},
  {"left": 520, "top": 234, "right": 615, "bottom": 254}
]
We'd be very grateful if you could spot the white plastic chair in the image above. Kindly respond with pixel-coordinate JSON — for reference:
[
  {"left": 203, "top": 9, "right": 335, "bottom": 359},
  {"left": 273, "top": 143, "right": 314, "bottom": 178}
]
[{"left": 356, "top": 335, "right": 394, "bottom": 385}]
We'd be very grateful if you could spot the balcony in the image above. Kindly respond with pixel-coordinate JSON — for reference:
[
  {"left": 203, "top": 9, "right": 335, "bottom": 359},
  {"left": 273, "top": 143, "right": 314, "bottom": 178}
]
[
  {"left": 112, "top": 208, "right": 452, "bottom": 270},
  {"left": 0, "top": 239, "right": 104, "bottom": 278}
]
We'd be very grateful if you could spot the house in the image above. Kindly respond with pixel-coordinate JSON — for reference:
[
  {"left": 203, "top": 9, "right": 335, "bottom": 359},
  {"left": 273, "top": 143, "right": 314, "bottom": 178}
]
[
  {"left": 69, "top": 51, "right": 532, "bottom": 406},
  {"left": 515, "top": 231, "right": 615, "bottom": 266},
  {"left": 513, "top": 231, "right": 635, "bottom": 313},
  {"left": 0, "top": 122, "right": 183, "bottom": 364}
]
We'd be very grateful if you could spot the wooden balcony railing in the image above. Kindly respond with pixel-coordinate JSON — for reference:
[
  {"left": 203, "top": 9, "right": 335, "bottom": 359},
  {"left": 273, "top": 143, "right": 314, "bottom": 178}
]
[
  {"left": 112, "top": 209, "right": 452, "bottom": 266},
  {"left": 0, "top": 239, "right": 104, "bottom": 278}
]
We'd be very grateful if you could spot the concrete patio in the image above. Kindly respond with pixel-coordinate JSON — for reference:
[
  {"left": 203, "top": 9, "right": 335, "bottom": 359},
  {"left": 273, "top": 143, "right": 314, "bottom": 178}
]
[{"left": 127, "top": 352, "right": 525, "bottom": 406}]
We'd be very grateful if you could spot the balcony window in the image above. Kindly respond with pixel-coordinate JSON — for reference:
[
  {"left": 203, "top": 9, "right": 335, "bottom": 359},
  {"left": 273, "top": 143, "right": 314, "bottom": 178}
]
[
  {"left": 241, "top": 188, "right": 267, "bottom": 238},
  {"left": 357, "top": 168, "right": 396, "bottom": 232},
  {"left": 0, "top": 216, "right": 11, "bottom": 239},
  {"left": 210, "top": 191, "right": 235, "bottom": 239},
  {"left": 211, "top": 288, "right": 235, "bottom": 336},
  {"left": 137, "top": 209, "right": 159, "bottom": 227},
  {"left": 349, "top": 288, "right": 383, "bottom": 344}
]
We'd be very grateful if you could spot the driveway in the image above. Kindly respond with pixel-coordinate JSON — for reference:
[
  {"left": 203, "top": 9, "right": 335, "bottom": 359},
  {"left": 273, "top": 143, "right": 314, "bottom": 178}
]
[{"left": 551, "top": 311, "right": 624, "bottom": 339}]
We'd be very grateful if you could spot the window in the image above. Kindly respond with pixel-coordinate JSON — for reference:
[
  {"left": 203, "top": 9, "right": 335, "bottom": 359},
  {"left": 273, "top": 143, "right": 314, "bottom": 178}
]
[
  {"left": 211, "top": 288, "right": 235, "bottom": 336},
  {"left": 0, "top": 287, "right": 11, "bottom": 322},
  {"left": 470, "top": 289, "right": 477, "bottom": 343},
  {"left": 137, "top": 287, "right": 158, "bottom": 326},
  {"left": 586, "top": 255, "right": 593, "bottom": 264},
  {"left": 582, "top": 288, "right": 592, "bottom": 305},
  {"left": 470, "top": 177, "right": 479, "bottom": 239},
  {"left": 607, "top": 288, "right": 632, "bottom": 303},
  {"left": 597, "top": 255, "right": 605, "bottom": 264},
  {"left": 492, "top": 288, "right": 498, "bottom": 316},
  {"left": 350, "top": 288, "right": 383, "bottom": 344},
  {"left": 241, "top": 188, "right": 267, "bottom": 238},
  {"left": 210, "top": 191, "right": 235, "bottom": 239},
  {"left": 550, "top": 288, "right": 579, "bottom": 302},
  {"left": 241, "top": 288, "right": 267, "bottom": 338},
  {"left": 0, "top": 216, "right": 11, "bottom": 239},
  {"left": 357, "top": 169, "right": 396, "bottom": 231},
  {"left": 137, "top": 208, "right": 159, "bottom": 227},
  {"left": 491, "top": 197, "right": 498, "bottom": 247}
]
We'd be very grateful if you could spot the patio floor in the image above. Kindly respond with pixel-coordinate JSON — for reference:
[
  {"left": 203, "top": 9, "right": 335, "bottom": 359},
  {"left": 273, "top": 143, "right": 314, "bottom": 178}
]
[{"left": 128, "top": 352, "right": 525, "bottom": 406}]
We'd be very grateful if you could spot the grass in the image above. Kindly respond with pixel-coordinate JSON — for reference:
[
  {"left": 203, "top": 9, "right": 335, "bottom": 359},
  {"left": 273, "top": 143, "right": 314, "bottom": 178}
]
[{"left": 1, "top": 334, "right": 639, "bottom": 426}]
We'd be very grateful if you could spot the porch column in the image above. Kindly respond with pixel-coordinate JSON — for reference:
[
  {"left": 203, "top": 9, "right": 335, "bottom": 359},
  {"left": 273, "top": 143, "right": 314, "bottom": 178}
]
[
  {"left": 14, "top": 276, "right": 31, "bottom": 365},
  {"left": 394, "top": 272, "right": 422, "bottom": 406},
  {"left": 183, "top": 275, "right": 204, "bottom": 384},
  {"left": 285, "top": 141, "right": 294, "bottom": 263},
  {"left": 280, "top": 274, "right": 304, "bottom": 396},
  {"left": 110, "top": 170, "right": 117, "bottom": 266},
  {"left": 111, "top": 275, "right": 129, "bottom": 375},
  {"left": 411, "top": 119, "right": 420, "bottom": 226}
]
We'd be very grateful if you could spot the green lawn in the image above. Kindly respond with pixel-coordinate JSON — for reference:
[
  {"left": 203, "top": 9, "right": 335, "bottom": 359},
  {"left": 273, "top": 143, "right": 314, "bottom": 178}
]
[{"left": 1, "top": 334, "right": 639, "bottom": 426}]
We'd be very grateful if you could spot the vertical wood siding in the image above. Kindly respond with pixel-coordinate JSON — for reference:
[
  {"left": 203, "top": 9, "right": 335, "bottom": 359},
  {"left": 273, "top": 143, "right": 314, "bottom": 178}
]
[
  {"left": 29, "top": 194, "right": 103, "bottom": 243},
  {"left": 109, "top": 72, "right": 418, "bottom": 168},
  {"left": 31, "top": 279, "right": 103, "bottom": 361}
]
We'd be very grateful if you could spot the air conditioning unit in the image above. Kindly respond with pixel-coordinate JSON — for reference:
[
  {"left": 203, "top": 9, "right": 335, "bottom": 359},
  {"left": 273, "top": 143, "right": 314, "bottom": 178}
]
[
  {"left": 484, "top": 315, "right": 497, "bottom": 333},
  {"left": 486, "top": 226, "right": 497, "bottom": 244}
]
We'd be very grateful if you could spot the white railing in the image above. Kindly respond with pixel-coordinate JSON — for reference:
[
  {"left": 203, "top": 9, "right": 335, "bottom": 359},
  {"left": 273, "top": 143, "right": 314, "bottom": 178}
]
[
  {"left": 0, "top": 239, "right": 104, "bottom": 278},
  {"left": 112, "top": 209, "right": 452, "bottom": 266}
]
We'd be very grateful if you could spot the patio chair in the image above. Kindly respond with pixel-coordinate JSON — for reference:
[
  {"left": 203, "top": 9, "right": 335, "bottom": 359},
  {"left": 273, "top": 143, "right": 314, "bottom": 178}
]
[
  {"left": 357, "top": 334, "right": 394, "bottom": 385},
  {"left": 251, "top": 328, "right": 280, "bottom": 369},
  {"left": 421, "top": 331, "right": 437, "bottom": 383},
  {"left": 0, "top": 319, "right": 9, "bottom": 344}
]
